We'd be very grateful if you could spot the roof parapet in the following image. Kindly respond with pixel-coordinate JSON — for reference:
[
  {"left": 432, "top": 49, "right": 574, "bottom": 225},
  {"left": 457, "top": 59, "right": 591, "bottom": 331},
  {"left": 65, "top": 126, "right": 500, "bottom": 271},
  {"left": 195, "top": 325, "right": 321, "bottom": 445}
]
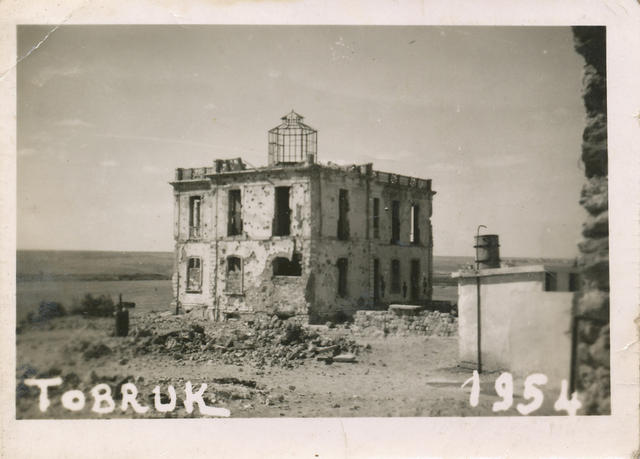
[
  {"left": 175, "top": 158, "right": 246, "bottom": 181},
  {"left": 173, "top": 159, "right": 432, "bottom": 191}
]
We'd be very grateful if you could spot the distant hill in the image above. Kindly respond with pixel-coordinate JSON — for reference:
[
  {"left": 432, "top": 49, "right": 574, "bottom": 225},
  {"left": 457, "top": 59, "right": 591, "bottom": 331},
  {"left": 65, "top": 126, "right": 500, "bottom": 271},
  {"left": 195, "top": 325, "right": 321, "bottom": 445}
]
[
  {"left": 16, "top": 250, "right": 574, "bottom": 283},
  {"left": 17, "top": 250, "right": 174, "bottom": 282}
]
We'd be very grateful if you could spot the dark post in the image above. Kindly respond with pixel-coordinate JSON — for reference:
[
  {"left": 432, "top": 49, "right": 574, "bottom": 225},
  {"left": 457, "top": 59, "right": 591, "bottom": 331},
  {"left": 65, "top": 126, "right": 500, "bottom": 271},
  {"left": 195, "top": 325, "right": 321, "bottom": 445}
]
[
  {"left": 115, "top": 293, "right": 129, "bottom": 337},
  {"left": 569, "top": 316, "right": 579, "bottom": 393},
  {"left": 175, "top": 265, "right": 180, "bottom": 315},
  {"left": 475, "top": 225, "right": 487, "bottom": 373}
]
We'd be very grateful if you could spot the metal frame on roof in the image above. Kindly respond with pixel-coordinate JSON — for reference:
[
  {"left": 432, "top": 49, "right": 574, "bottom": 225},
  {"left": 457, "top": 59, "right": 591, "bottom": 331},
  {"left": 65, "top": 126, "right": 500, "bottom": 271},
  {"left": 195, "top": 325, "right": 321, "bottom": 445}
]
[{"left": 268, "top": 111, "right": 317, "bottom": 165}]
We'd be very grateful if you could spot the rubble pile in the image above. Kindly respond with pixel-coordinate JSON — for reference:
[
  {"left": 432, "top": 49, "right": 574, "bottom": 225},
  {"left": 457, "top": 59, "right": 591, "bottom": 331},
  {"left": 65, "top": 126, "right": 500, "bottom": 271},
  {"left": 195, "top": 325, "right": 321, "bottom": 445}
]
[
  {"left": 124, "top": 315, "right": 366, "bottom": 368},
  {"left": 353, "top": 310, "right": 457, "bottom": 337}
]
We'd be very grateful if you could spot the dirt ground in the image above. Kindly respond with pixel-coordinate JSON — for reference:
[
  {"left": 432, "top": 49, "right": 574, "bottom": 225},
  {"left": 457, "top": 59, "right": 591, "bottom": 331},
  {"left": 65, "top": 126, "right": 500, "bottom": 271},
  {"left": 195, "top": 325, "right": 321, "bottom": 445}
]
[{"left": 16, "top": 312, "right": 564, "bottom": 419}]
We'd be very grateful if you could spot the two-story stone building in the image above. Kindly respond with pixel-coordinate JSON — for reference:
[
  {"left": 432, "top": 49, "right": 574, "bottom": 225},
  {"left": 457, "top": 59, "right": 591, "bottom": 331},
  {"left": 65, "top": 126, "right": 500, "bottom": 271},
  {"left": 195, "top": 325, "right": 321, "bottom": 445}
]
[{"left": 170, "top": 111, "right": 436, "bottom": 323}]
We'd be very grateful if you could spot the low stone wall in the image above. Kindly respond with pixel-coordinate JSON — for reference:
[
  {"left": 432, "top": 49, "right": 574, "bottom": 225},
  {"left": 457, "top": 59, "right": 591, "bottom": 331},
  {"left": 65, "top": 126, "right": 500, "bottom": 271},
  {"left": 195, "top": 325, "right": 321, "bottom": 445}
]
[{"left": 352, "top": 310, "right": 457, "bottom": 337}]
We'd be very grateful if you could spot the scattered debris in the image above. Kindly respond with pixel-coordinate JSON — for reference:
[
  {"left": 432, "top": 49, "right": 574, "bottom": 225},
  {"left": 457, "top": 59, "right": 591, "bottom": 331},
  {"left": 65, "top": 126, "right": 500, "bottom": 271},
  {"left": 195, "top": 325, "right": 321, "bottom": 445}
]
[
  {"left": 212, "top": 377, "right": 258, "bottom": 388},
  {"left": 117, "top": 315, "right": 368, "bottom": 369},
  {"left": 333, "top": 353, "right": 357, "bottom": 363}
]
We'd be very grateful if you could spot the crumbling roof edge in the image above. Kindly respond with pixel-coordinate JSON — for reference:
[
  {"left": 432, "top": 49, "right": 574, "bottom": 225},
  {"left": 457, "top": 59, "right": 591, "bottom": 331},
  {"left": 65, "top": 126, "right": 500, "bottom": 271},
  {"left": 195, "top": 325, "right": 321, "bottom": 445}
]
[
  {"left": 168, "top": 179, "right": 213, "bottom": 189},
  {"left": 175, "top": 161, "right": 434, "bottom": 191}
]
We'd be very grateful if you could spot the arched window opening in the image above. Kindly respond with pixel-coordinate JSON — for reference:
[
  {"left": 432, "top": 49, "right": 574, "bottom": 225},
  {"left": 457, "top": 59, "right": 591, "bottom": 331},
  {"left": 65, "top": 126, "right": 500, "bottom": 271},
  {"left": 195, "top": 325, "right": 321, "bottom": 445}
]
[
  {"left": 226, "top": 256, "right": 243, "bottom": 294},
  {"left": 186, "top": 257, "right": 202, "bottom": 293},
  {"left": 273, "top": 253, "right": 302, "bottom": 277}
]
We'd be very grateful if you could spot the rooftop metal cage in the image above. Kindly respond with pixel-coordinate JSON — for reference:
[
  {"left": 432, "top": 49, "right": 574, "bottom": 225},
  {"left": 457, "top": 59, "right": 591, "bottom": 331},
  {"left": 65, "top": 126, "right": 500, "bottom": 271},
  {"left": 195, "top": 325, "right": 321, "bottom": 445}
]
[{"left": 268, "top": 111, "right": 317, "bottom": 166}]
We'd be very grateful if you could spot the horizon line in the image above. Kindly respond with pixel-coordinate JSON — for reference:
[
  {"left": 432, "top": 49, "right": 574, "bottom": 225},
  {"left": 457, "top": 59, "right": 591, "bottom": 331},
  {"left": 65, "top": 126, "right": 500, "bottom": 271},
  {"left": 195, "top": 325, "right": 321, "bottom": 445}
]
[{"left": 16, "top": 247, "right": 577, "bottom": 260}]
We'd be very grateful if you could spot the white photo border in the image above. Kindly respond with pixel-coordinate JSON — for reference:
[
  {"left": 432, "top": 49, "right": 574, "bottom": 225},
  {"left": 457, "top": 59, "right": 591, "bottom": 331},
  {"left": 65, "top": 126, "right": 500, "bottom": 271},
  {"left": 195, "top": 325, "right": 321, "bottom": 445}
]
[{"left": 1, "top": 1, "right": 638, "bottom": 457}]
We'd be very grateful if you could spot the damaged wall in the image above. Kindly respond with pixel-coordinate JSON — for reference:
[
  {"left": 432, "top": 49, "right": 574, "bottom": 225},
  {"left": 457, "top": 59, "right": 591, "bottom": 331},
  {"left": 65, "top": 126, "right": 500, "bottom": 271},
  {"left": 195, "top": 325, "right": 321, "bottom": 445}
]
[
  {"left": 174, "top": 185, "right": 213, "bottom": 241},
  {"left": 172, "top": 183, "right": 215, "bottom": 310},
  {"left": 309, "top": 167, "right": 434, "bottom": 322},
  {"left": 310, "top": 168, "right": 371, "bottom": 320},
  {"left": 210, "top": 172, "right": 312, "bottom": 319},
  {"left": 215, "top": 239, "right": 311, "bottom": 318},
  {"left": 571, "top": 26, "right": 610, "bottom": 415},
  {"left": 353, "top": 310, "right": 457, "bottom": 337},
  {"left": 171, "top": 163, "right": 435, "bottom": 324},
  {"left": 370, "top": 180, "right": 434, "bottom": 305},
  {"left": 174, "top": 241, "right": 214, "bottom": 310},
  {"left": 172, "top": 169, "right": 313, "bottom": 318},
  {"left": 311, "top": 239, "right": 371, "bottom": 320}
]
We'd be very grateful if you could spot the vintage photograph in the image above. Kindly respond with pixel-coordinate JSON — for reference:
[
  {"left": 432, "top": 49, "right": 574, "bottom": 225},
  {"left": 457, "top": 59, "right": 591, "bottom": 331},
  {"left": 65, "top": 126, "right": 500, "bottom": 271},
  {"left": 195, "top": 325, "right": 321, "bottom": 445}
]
[{"left": 15, "top": 25, "right": 610, "bottom": 419}]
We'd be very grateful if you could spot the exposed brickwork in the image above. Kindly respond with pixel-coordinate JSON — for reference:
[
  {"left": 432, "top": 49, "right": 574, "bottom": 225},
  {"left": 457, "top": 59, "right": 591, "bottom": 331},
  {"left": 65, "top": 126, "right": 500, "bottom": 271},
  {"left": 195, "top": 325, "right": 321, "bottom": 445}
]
[
  {"left": 352, "top": 310, "right": 457, "bottom": 337},
  {"left": 571, "top": 26, "right": 610, "bottom": 414}
]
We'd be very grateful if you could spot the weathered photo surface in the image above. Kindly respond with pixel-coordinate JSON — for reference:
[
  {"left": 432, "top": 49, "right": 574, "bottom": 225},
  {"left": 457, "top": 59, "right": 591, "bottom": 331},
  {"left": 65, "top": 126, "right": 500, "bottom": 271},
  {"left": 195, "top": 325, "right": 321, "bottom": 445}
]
[{"left": 16, "top": 25, "right": 610, "bottom": 419}]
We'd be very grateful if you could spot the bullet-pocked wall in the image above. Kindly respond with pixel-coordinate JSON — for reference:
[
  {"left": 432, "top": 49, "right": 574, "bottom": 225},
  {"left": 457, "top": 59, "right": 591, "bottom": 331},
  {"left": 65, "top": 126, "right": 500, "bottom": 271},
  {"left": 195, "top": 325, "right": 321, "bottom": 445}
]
[
  {"left": 309, "top": 168, "right": 370, "bottom": 321},
  {"left": 171, "top": 162, "right": 435, "bottom": 323},
  {"left": 369, "top": 179, "right": 434, "bottom": 306},
  {"left": 308, "top": 166, "right": 434, "bottom": 321},
  {"left": 212, "top": 170, "right": 312, "bottom": 319},
  {"left": 172, "top": 182, "right": 216, "bottom": 310}
]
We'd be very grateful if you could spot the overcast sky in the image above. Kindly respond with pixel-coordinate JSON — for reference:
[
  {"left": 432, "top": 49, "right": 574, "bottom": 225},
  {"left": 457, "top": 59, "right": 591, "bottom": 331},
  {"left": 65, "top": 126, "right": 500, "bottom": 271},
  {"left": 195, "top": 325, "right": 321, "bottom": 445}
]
[{"left": 17, "top": 25, "right": 587, "bottom": 258}]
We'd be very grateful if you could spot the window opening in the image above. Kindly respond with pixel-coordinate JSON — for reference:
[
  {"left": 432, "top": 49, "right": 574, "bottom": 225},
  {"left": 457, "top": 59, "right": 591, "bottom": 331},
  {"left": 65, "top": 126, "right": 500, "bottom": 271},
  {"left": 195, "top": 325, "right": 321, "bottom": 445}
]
[
  {"left": 189, "top": 196, "right": 202, "bottom": 239},
  {"left": 273, "top": 253, "right": 302, "bottom": 276},
  {"left": 410, "top": 204, "right": 420, "bottom": 244},
  {"left": 391, "top": 200, "right": 400, "bottom": 243},
  {"left": 228, "top": 189, "right": 243, "bottom": 236},
  {"left": 226, "top": 256, "right": 243, "bottom": 294},
  {"left": 186, "top": 257, "right": 202, "bottom": 292},
  {"left": 545, "top": 271, "right": 557, "bottom": 291},
  {"left": 273, "top": 186, "right": 291, "bottom": 236},
  {"left": 391, "top": 259, "right": 401, "bottom": 293},
  {"left": 337, "top": 189, "right": 349, "bottom": 240},
  {"left": 372, "top": 198, "right": 380, "bottom": 239}
]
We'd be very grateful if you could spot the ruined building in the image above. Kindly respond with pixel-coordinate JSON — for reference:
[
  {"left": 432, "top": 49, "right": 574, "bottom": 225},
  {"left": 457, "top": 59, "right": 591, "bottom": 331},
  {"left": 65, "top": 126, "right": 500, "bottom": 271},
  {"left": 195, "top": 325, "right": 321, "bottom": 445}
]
[{"left": 170, "top": 111, "right": 435, "bottom": 323}]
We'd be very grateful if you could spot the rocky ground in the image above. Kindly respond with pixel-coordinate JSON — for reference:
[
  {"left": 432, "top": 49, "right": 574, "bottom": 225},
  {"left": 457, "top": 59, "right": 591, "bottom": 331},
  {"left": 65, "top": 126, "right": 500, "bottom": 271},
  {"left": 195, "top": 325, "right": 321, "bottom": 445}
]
[{"left": 16, "top": 311, "right": 565, "bottom": 418}]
